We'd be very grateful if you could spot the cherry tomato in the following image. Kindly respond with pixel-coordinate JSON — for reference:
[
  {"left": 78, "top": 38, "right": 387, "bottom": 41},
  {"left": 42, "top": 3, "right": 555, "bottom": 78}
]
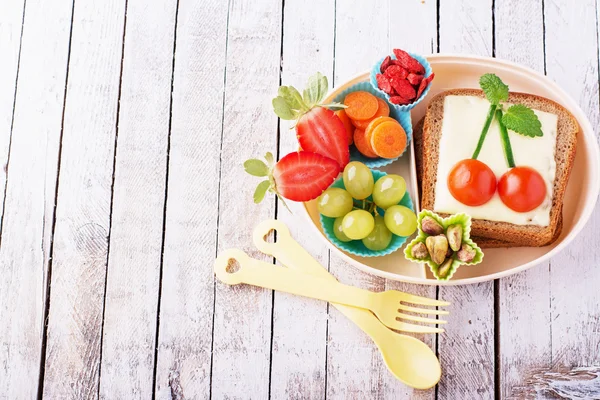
[
  {"left": 447, "top": 159, "right": 497, "bottom": 206},
  {"left": 498, "top": 166, "right": 546, "bottom": 212}
]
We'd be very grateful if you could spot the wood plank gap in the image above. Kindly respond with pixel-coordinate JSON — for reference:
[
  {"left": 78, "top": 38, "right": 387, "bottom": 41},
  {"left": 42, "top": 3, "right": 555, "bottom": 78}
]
[
  {"left": 494, "top": 279, "right": 500, "bottom": 400},
  {"left": 542, "top": 0, "right": 547, "bottom": 75},
  {"left": 436, "top": 0, "right": 440, "bottom": 53},
  {"left": 492, "top": 0, "right": 496, "bottom": 57},
  {"left": 94, "top": 0, "right": 129, "bottom": 395},
  {"left": 36, "top": 0, "right": 76, "bottom": 396},
  {"left": 0, "top": 0, "right": 27, "bottom": 249},
  {"left": 150, "top": 0, "right": 181, "bottom": 397},
  {"left": 208, "top": 0, "right": 233, "bottom": 397}
]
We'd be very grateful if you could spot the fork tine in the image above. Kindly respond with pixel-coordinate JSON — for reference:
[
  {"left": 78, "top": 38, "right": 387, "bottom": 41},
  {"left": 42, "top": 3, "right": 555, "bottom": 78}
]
[
  {"left": 399, "top": 304, "right": 449, "bottom": 315},
  {"left": 397, "top": 312, "right": 447, "bottom": 325},
  {"left": 398, "top": 292, "right": 450, "bottom": 307},
  {"left": 388, "top": 319, "right": 445, "bottom": 334}
]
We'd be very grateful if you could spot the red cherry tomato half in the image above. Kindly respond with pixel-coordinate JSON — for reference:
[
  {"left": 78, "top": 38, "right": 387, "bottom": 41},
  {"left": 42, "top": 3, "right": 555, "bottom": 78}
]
[
  {"left": 498, "top": 166, "right": 547, "bottom": 212},
  {"left": 447, "top": 159, "right": 497, "bottom": 206}
]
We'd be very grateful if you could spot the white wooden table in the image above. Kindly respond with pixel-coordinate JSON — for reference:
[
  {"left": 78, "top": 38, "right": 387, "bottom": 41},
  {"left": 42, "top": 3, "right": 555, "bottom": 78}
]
[{"left": 1, "top": 0, "right": 599, "bottom": 398}]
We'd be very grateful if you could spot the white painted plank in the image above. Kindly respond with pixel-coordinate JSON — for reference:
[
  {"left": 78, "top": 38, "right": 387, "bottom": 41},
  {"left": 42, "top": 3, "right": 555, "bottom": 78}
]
[
  {"left": 153, "top": 0, "right": 229, "bottom": 398},
  {"left": 494, "top": 1, "right": 552, "bottom": 398},
  {"left": 41, "top": 0, "right": 126, "bottom": 397},
  {"left": 545, "top": 0, "right": 600, "bottom": 370},
  {"left": 0, "top": 0, "right": 71, "bottom": 396},
  {"left": 437, "top": 1, "right": 495, "bottom": 398},
  {"left": 385, "top": 1, "right": 438, "bottom": 399},
  {"left": 210, "top": 0, "right": 282, "bottom": 397},
  {"left": 271, "top": 0, "right": 334, "bottom": 398},
  {"left": 0, "top": 0, "right": 24, "bottom": 223},
  {"left": 97, "top": 0, "right": 176, "bottom": 398}
]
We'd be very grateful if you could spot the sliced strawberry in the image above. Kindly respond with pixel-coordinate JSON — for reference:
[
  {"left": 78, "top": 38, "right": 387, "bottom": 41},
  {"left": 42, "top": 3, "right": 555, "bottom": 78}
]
[
  {"left": 296, "top": 107, "right": 350, "bottom": 168},
  {"left": 272, "top": 151, "right": 341, "bottom": 201}
]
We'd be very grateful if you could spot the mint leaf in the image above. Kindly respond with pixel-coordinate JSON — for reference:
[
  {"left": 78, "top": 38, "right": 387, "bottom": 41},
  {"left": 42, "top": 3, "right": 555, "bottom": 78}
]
[
  {"left": 253, "top": 180, "right": 271, "bottom": 203},
  {"left": 501, "top": 104, "right": 543, "bottom": 137},
  {"left": 278, "top": 86, "right": 306, "bottom": 112},
  {"left": 264, "top": 152, "right": 274, "bottom": 166},
  {"left": 321, "top": 102, "right": 347, "bottom": 111},
  {"left": 479, "top": 73, "right": 509, "bottom": 105},
  {"left": 272, "top": 96, "right": 296, "bottom": 120},
  {"left": 244, "top": 159, "right": 269, "bottom": 177},
  {"left": 303, "top": 72, "right": 328, "bottom": 106}
]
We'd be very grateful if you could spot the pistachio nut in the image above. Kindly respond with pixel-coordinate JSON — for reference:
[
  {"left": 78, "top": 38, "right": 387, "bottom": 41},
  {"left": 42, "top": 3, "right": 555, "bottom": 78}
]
[
  {"left": 426, "top": 234, "right": 448, "bottom": 265},
  {"left": 446, "top": 224, "right": 463, "bottom": 251},
  {"left": 457, "top": 244, "right": 476, "bottom": 263},
  {"left": 421, "top": 216, "right": 444, "bottom": 236},
  {"left": 411, "top": 242, "right": 429, "bottom": 259},
  {"left": 437, "top": 257, "right": 454, "bottom": 278}
]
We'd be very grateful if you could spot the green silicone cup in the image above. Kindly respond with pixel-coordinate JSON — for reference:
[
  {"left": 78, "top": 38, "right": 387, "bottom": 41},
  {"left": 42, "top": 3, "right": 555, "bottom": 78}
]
[
  {"left": 404, "top": 209, "right": 484, "bottom": 281},
  {"left": 320, "top": 170, "right": 415, "bottom": 257}
]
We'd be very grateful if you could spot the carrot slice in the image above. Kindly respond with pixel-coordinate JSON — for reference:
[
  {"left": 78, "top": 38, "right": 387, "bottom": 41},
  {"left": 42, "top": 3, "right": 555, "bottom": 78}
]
[
  {"left": 353, "top": 128, "right": 378, "bottom": 158},
  {"left": 365, "top": 116, "right": 397, "bottom": 147},
  {"left": 351, "top": 98, "right": 391, "bottom": 129},
  {"left": 370, "top": 121, "right": 407, "bottom": 159},
  {"left": 335, "top": 109, "right": 354, "bottom": 145},
  {"left": 344, "top": 91, "right": 379, "bottom": 121}
]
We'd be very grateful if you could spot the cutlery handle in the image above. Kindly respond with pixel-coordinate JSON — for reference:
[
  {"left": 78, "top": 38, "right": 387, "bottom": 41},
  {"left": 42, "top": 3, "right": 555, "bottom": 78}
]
[
  {"left": 214, "top": 248, "right": 374, "bottom": 309},
  {"left": 252, "top": 220, "right": 334, "bottom": 279}
]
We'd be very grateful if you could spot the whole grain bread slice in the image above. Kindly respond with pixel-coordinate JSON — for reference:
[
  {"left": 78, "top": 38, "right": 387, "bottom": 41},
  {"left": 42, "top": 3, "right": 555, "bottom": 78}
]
[
  {"left": 413, "top": 117, "right": 563, "bottom": 248},
  {"left": 420, "top": 89, "right": 578, "bottom": 247}
]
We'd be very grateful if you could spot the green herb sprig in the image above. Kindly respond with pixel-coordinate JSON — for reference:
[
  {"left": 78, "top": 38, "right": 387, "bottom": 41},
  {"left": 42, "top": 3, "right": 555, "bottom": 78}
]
[{"left": 472, "top": 73, "right": 543, "bottom": 166}]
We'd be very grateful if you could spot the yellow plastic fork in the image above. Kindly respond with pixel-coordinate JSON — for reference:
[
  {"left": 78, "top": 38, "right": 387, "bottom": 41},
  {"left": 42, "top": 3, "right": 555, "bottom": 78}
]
[
  {"left": 213, "top": 220, "right": 447, "bottom": 389},
  {"left": 215, "top": 249, "right": 448, "bottom": 333}
]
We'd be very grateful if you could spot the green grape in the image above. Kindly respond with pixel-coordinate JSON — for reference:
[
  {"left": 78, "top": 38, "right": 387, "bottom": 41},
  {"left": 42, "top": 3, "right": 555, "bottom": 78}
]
[
  {"left": 342, "top": 210, "right": 375, "bottom": 240},
  {"left": 362, "top": 215, "right": 393, "bottom": 250},
  {"left": 384, "top": 205, "right": 417, "bottom": 237},
  {"left": 333, "top": 217, "right": 352, "bottom": 242},
  {"left": 372, "top": 174, "right": 406, "bottom": 209},
  {"left": 317, "top": 188, "right": 353, "bottom": 218},
  {"left": 343, "top": 161, "right": 374, "bottom": 200}
]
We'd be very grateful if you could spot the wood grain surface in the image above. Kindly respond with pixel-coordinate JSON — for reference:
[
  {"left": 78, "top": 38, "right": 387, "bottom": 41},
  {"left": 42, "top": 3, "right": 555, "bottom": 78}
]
[{"left": 0, "top": 0, "right": 598, "bottom": 399}]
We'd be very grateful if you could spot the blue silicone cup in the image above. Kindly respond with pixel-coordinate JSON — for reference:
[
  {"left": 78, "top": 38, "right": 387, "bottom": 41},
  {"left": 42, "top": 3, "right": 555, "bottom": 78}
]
[
  {"left": 333, "top": 81, "right": 412, "bottom": 168},
  {"left": 320, "top": 170, "right": 415, "bottom": 257},
  {"left": 369, "top": 51, "right": 433, "bottom": 113}
]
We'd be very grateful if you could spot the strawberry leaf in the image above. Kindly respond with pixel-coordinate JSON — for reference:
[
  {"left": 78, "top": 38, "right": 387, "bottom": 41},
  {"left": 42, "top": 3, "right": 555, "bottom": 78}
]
[
  {"left": 479, "top": 73, "right": 509, "bottom": 105},
  {"left": 278, "top": 86, "right": 306, "bottom": 112},
  {"left": 253, "top": 180, "right": 270, "bottom": 203},
  {"left": 501, "top": 104, "right": 543, "bottom": 137},
  {"left": 244, "top": 159, "right": 269, "bottom": 177},
  {"left": 264, "top": 152, "right": 274, "bottom": 166},
  {"left": 272, "top": 96, "right": 297, "bottom": 120},
  {"left": 303, "top": 72, "right": 328, "bottom": 106},
  {"left": 321, "top": 102, "right": 347, "bottom": 111}
]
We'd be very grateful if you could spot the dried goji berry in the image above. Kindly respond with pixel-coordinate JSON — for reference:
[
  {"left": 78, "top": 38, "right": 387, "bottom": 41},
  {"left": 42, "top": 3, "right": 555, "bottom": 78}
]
[
  {"left": 392, "top": 49, "right": 425, "bottom": 74},
  {"left": 376, "top": 74, "right": 394, "bottom": 95},
  {"left": 389, "top": 77, "right": 416, "bottom": 100},
  {"left": 416, "top": 73, "right": 435, "bottom": 98},
  {"left": 389, "top": 95, "right": 411, "bottom": 105},
  {"left": 380, "top": 56, "right": 392, "bottom": 73},
  {"left": 407, "top": 73, "right": 423, "bottom": 86},
  {"left": 384, "top": 65, "right": 408, "bottom": 80}
]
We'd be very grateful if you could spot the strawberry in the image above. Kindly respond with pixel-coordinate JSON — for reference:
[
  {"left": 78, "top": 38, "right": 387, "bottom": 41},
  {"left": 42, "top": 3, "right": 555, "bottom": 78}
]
[
  {"left": 296, "top": 107, "right": 349, "bottom": 168},
  {"left": 272, "top": 72, "right": 350, "bottom": 168},
  {"left": 245, "top": 151, "right": 341, "bottom": 206}
]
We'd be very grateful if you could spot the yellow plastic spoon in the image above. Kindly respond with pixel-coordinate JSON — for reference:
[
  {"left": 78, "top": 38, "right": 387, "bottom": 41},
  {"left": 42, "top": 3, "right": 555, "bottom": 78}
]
[{"left": 249, "top": 220, "right": 442, "bottom": 389}]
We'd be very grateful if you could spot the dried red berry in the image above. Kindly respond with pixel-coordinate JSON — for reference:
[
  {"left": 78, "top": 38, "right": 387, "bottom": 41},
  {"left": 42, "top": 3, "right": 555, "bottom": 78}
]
[
  {"left": 407, "top": 73, "right": 423, "bottom": 86},
  {"left": 389, "top": 95, "right": 412, "bottom": 105},
  {"left": 384, "top": 65, "right": 408, "bottom": 81},
  {"left": 376, "top": 74, "right": 394, "bottom": 95},
  {"left": 380, "top": 56, "right": 392, "bottom": 73},
  {"left": 389, "top": 77, "right": 416, "bottom": 100},
  {"left": 392, "top": 49, "right": 425, "bottom": 74},
  {"left": 416, "top": 73, "right": 435, "bottom": 98}
]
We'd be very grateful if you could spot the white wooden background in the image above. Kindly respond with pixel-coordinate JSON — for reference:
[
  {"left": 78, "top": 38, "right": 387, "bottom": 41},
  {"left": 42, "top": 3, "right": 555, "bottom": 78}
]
[{"left": 0, "top": 0, "right": 599, "bottom": 398}]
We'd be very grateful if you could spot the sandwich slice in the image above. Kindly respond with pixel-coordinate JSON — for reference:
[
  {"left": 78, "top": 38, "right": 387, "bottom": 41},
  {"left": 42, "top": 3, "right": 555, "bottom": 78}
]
[{"left": 418, "top": 89, "right": 578, "bottom": 247}]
